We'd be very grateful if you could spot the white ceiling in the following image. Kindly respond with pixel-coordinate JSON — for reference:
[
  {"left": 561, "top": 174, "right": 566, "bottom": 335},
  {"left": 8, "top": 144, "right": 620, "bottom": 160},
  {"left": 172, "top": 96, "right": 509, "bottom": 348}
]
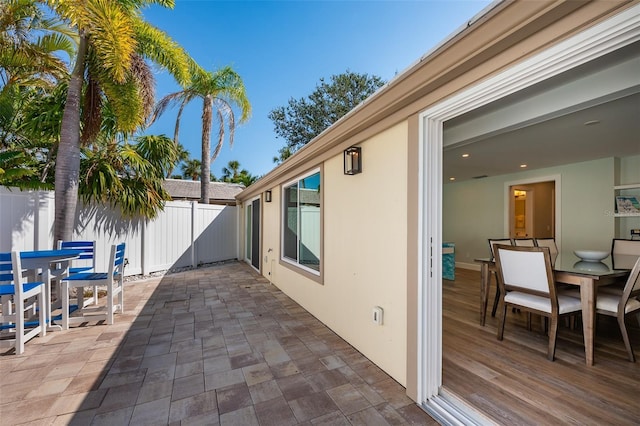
[{"left": 442, "top": 41, "right": 640, "bottom": 183}]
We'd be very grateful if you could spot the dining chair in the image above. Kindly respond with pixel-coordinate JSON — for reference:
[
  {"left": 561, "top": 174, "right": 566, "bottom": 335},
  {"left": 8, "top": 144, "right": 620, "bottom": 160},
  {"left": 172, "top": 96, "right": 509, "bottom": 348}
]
[
  {"left": 611, "top": 239, "right": 640, "bottom": 270},
  {"left": 60, "top": 243, "right": 125, "bottom": 329},
  {"left": 57, "top": 240, "right": 97, "bottom": 306},
  {"left": 0, "top": 252, "right": 46, "bottom": 354},
  {"left": 535, "top": 238, "right": 558, "bottom": 257},
  {"left": 57, "top": 240, "right": 96, "bottom": 274},
  {"left": 600, "top": 239, "right": 640, "bottom": 294},
  {"left": 494, "top": 245, "right": 582, "bottom": 360},
  {"left": 488, "top": 238, "right": 513, "bottom": 318},
  {"left": 513, "top": 238, "right": 536, "bottom": 247},
  {"left": 593, "top": 256, "right": 640, "bottom": 362}
]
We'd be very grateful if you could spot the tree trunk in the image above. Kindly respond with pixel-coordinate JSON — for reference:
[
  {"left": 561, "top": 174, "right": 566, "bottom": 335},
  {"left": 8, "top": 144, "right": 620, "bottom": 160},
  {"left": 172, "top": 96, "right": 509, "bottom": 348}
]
[
  {"left": 54, "top": 35, "right": 87, "bottom": 244},
  {"left": 200, "top": 95, "right": 213, "bottom": 204}
]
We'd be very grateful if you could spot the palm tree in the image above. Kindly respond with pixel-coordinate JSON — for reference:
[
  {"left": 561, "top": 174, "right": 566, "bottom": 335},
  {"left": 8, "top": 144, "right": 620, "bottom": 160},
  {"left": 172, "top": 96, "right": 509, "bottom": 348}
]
[
  {"left": 221, "top": 160, "right": 241, "bottom": 182},
  {"left": 80, "top": 134, "right": 178, "bottom": 218},
  {"left": 0, "top": 0, "right": 74, "bottom": 92},
  {"left": 181, "top": 158, "right": 201, "bottom": 181},
  {"left": 236, "top": 170, "right": 258, "bottom": 187},
  {"left": 47, "top": 0, "right": 193, "bottom": 242},
  {"left": 151, "top": 66, "right": 251, "bottom": 204},
  {"left": 272, "top": 146, "right": 292, "bottom": 165},
  {"left": 220, "top": 159, "right": 257, "bottom": 186},
  {"left": 0, "top": 0, "right": 74, "bottom": 189},
  {"left": 167, "top": 142, "right": 190, "bottom": 178}
]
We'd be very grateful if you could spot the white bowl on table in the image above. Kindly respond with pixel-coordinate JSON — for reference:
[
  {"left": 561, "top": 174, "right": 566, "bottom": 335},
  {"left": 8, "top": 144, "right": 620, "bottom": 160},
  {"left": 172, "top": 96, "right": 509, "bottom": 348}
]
[{"left": 573, "top": 250, "right": 609, "bottom": 262}]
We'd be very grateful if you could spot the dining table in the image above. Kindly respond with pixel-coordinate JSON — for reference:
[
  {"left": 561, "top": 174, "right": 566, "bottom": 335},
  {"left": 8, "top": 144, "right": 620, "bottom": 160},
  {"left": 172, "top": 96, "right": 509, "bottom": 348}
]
[
  {"left": 20, "top": 249, "right": 82, "bottom": 331},
  {"left": 475, "top": 251, "right": 631, "bottom": 366}
]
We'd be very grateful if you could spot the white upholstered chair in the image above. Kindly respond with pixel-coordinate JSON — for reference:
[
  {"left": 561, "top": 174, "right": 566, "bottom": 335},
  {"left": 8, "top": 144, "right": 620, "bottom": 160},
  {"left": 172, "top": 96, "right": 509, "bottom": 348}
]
[
  {"left": 494, "top": 245, "right": 582, "bottom": 360},
  {"left": 488, "top": 238, "right": 513, "bottom": 318},
  {"left": 535, "top": 238, "right": 558, "bottom": 257},
  {"left": 513, "top": 238, "right": 536, "bottom": 247},
  {"left": 594, "top": 256, "right": 640, "bottom": 362},
  {"left": 600, "top": 239, "right": 640, "bottom": 294},
  {"left": 611, "top": 239, "right": 640, "bottom": 270}
]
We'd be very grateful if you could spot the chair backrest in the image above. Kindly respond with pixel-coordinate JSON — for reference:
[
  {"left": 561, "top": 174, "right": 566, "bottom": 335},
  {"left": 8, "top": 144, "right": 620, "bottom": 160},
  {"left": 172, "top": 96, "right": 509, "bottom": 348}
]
[
  {"left": 57, "top": 240, "right": 96, "bottom": 270},
  {"left": 494, "top": 245, "right": 555, "bottom": 298},
  {"left": 513, "top": 238, "right": 536, "bottom": 247},
  {"left": 0, "top": 252, "right": 26, "bottom": 298},
  {"left": 611, "top": 239, "right": 640, "bottom": 269},
  {"left": 488, "top": 238, "right": 512, "bottom": 259},
  {"left": 535, "top": 238, "right": 558, "bottom": 257},
  {"left": 111, "top": 243, "right": 126, "bottom": 276},
  {"left": 620, "top": 256, "right": 640, "bottom": 309}
]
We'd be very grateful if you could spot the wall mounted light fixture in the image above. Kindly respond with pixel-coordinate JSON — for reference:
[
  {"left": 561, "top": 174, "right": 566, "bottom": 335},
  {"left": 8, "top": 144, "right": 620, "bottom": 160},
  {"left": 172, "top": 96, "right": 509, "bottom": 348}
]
[
  {"left": 265, "top": 190, "right": 272, "bottom": 202},
  {"left": 344, "top": 146, "right": 362, "bottom": 175}
]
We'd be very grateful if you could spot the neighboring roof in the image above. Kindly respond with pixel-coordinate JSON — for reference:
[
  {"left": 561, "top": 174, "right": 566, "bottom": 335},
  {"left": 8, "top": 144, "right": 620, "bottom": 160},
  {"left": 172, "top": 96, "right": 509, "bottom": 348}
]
[{"left": 163, "top": 179, "right": 244, "bottom": 202}]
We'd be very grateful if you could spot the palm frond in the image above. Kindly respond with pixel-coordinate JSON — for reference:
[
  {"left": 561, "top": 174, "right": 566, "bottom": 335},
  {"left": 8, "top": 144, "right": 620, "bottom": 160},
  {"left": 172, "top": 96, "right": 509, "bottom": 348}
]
[
  {"left": 129, "top": 53, "right": 155, "bottom": 120},
  {"left": 98, "top": 71, "right": 144, "bottom": 133},
  {"left": 85, "top": 0, "right": 137, "bottom": 84},
  {"left": 133, "top": 20, "right": 191, "bottom": 86},
  {"left": 147, "top": 90, "right": 188, "bottom": 125}
]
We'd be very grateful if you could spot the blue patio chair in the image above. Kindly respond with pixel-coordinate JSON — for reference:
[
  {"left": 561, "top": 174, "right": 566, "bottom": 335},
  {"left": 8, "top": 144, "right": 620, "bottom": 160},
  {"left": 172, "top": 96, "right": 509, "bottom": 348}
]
[
  {"left": 57, "top": 240, "right": 96, "bottom": 274},
  {"left": 0, "top": 252, "right": 46, "bottom": 354},
  {"left": 56, "top": 240, "right": 97, "bottom": 306},
  {"left": 60, "top": 243, "right": 125, "bottom": 329}
]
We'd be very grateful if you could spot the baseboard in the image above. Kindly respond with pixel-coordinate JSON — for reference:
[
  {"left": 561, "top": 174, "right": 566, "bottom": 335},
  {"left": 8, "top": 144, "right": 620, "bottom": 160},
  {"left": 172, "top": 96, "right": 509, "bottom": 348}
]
[{"left": 455, "top": 262, "right": 480, "bottom": 271}]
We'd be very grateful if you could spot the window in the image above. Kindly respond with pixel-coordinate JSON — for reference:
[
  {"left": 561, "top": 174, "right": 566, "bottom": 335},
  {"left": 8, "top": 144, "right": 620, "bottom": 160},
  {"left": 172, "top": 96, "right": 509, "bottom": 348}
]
[{"left": 282, "top": 169, "right": 321, "bottom": 274}]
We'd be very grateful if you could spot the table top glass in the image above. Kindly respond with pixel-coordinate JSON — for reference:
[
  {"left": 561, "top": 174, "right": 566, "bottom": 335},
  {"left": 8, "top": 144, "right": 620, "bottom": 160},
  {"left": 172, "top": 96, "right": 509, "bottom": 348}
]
[{"left": 475, "top": 250, "right": 630, "bottom": 279}]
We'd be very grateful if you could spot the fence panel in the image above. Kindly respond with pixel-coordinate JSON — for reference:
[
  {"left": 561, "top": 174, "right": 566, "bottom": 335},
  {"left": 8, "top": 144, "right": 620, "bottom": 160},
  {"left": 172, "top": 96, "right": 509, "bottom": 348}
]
[
  {"left": 0, "top": 188, "right": 54, "bottom": 252},
  {"left": 145, "top": 201, "right": 195, "bottom": 272},
  {"left": 194, "top": 204, "right": 237, "bottom": 265},
  {"left": 0, "top": 188, "right": 238, "bottom": 276}
]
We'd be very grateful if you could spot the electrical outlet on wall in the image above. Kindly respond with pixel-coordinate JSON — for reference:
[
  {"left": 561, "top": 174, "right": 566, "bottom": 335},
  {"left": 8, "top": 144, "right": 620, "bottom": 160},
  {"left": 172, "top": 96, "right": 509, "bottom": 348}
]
[{"left": 372, "top": 306, "right": 383, "bottom": 325}]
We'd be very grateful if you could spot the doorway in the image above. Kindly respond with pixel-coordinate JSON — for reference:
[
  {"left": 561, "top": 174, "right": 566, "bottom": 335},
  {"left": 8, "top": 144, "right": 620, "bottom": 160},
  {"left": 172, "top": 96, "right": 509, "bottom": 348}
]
[
  {"left": 509, "top": 180, "right": 556, "bottom": 240},
  {"left": 245, "top": 197, "right": 261, "bottom": 271},
  {"left": 416, "top": 7, "right": 635, "bottom": 421}
]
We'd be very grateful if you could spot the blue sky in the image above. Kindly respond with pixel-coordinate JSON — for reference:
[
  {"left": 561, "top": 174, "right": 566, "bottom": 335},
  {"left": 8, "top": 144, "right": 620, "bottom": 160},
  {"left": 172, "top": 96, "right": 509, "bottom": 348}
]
[{"left": 143, "top": 0, "right": 492, "bottom": 179}]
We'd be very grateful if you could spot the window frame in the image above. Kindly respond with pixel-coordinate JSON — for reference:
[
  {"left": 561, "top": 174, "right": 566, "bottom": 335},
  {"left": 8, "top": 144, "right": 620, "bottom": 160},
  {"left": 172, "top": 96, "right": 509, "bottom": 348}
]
[{"left": 280, "top": 167, "right": 323, "bottom": 281}]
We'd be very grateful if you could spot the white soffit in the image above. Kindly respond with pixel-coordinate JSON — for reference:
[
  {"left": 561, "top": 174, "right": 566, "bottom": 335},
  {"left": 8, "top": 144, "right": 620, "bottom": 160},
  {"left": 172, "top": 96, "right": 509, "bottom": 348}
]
[{"left": 443, "top": 52, "right": 640, "bottom": 146}]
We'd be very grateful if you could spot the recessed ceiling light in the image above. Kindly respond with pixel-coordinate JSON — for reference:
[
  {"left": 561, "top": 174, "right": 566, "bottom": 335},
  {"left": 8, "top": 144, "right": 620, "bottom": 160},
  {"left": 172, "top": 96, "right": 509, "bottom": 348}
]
[
  {"left": 461, "top": 153, "right": 470, "bottom": 158},
  {"left": 520, "top": 164, "right": 527, "bottom": 168},
  {"left": 583, "top": 120, "right": 600, "bottom": 126},
  {"left": 449, "top": 177, "right": 456, "bottom": 181}
]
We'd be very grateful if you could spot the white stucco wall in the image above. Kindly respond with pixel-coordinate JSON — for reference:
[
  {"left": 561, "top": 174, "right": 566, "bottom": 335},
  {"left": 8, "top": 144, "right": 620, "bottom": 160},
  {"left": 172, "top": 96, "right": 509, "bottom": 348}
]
[{"left": 260, "top": 122, "right": 409, "bottom": 385}]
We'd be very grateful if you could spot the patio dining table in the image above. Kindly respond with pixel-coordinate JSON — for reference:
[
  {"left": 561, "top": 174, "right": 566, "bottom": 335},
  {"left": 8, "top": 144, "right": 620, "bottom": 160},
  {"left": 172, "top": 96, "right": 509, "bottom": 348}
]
[
  {"left": 475, "top": 251, "right": 631, "bottom": 366},
  {"left": 20, "top": 249, "right": 81, "bottom": 331}
]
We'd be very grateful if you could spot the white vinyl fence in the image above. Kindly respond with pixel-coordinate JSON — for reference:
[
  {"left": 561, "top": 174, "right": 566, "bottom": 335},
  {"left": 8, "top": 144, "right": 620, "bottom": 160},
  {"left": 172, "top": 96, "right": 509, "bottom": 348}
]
[{"left": 0, "top": 187, "right": 238, "bottom": 276}]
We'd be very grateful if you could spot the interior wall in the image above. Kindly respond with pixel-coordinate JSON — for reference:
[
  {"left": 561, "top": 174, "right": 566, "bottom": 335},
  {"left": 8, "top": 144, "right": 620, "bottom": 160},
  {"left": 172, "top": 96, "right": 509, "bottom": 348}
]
[
  {"left": 260, "top": 122, "right": 409, "bottom": 385},
  {"left": 443, "top": 156, "right": 617, "bottom": 268}
]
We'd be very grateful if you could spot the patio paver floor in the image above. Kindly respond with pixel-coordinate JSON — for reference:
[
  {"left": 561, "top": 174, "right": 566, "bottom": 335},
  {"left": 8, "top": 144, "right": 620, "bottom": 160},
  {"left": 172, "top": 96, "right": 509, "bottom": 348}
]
[{"left": 0, "top": 261, "right": 437, "bottom": 425}]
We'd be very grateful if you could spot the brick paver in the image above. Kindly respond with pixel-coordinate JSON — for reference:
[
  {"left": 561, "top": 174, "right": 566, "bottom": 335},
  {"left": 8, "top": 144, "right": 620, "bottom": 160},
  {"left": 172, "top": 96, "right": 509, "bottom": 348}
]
[{"left": 0, "top": 262, "right": 437, "bottom": 425}]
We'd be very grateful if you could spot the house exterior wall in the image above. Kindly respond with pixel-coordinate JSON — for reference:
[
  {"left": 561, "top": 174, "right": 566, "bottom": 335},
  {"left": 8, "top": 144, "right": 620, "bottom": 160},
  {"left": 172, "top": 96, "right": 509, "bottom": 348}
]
[
  {"left": 249, "top": 123, "right": 409, "bottom": 384},
  {"left": 238, "top": 0, "right": 637, "bottom": 401}
]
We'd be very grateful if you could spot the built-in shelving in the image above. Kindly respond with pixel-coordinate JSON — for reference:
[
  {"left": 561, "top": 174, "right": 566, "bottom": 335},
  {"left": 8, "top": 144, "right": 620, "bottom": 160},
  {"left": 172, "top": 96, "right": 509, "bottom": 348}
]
[{"left": 613, "top": 183, "right": 640, "bottom": 217}]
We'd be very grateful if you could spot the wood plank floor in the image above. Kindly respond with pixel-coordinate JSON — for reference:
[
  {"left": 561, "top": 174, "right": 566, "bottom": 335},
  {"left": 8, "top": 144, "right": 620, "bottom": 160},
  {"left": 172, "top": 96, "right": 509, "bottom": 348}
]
[{"left": 442, "top": 268, "right": 640, "bottom": 425}]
